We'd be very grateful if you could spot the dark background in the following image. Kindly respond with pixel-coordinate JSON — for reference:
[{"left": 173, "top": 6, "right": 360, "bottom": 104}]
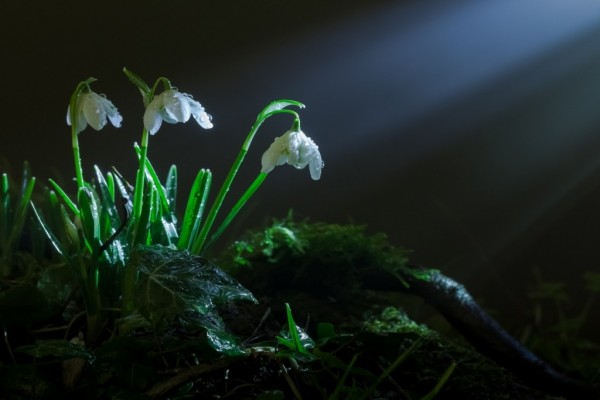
[{"left": 3, "top": 0, "right": 600, "bottom": 336}]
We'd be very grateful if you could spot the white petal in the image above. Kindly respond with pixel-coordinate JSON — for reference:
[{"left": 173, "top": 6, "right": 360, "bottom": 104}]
[
  {"left": 260, "top": 151, "right": 277, "bottom": 173},
  {"left": 66, "top": 95, "right": 87, "bottom": 132},
  {"left": 77, "top": 96, "right": 89, "bottom": 132},
  {"left": 308, "top": 152, "right": 323, "bottom": 180},
  {"left": 192, "top": 108, "right": 213, "bottom": 129},
  {"left": 162, "top": 90, "right": 191, "bottom": 123},
  {"left": 296, "top": 132, "right": 320, "bottom": 170},
  {"left": 286, "top": 131, "right": 304, "bottom": 167},
  {"left": 107, "top": 108, "right": 123, "bottom": 128},
  {"left": 261, "top": 137, "right": 289, "bottom": 173},
  {"left": 77, "top": 112, "right": 88, "bottom": 133},
  {"left": 270, "top": 129, "right": 323, "bottom": 179},
  {"left": 143, "top": 96, "right": 164, "bottom": 135},
  {"left": 66, "top": 105, "right": 72, "bottom": 126},
  {"left": 160, "top": 112, "right": 178, "bottom": 124},
  {"left": 189, "top": 101, "right": 213, "bottom": 129},
  {"left": 97, "top": 95, "right": 122, "bottom": 128},
  {"left": 82, "top": 93, "right": 108, "bottom": 131}
]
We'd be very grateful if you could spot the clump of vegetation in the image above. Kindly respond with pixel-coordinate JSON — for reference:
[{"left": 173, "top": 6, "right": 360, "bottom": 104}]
[
  {"left": 0, "top": 71, "right": 326, "bottom": 399},
  {"left": 221, "top": 217, "right": 598, "bottom": 399},
  {"left": 1, "top": 70, "right": 597, "bottom": 399},
  {"left": 225, "top": 216, "right": 414, "bottom": 301}
]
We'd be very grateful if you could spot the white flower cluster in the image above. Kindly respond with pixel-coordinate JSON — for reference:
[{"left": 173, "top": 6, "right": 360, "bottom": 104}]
[
  {"left": 66, "top": 84, "right": 324, "bottom": 181},
  {"left": 67, "top": 88, "right": 212, "bottom": 135},
  {"left": 261, "top": 129, "right": 323, "bottom": 180}
]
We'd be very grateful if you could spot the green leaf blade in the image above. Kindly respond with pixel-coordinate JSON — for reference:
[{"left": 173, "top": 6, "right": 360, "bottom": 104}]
[
  {"left": 179, "top": 169, "right": 211, "bottom": 251},
  {"left": 30, "top": 202, "right": 67, "bottom": 259},
  {"left": 77, "top": 187, "right": 101, "bottom": 253},
  {"left": 258, "top": 99, "right": 305, "bottom": 122},
  {"left": 166, "top": 165, "right": 177, "bottom": 214},
  {"left": 49, "top": 178, "right": 80, "bottom": 216}
]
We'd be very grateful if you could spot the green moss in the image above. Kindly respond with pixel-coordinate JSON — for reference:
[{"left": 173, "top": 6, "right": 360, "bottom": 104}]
[
  {"left": 216, "top": 218, "right": 567, "bottom": 400},
  {"left": 363, "top": 306, "right": 433, "bottom": 337},
  {"left": 221, "top": 215, "right": 414, "bottom": 301}
]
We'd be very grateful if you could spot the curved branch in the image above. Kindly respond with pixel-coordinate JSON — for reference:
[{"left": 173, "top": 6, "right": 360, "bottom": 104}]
[{"left": 359, "top": 265, "right": 600, "bottom": 399}]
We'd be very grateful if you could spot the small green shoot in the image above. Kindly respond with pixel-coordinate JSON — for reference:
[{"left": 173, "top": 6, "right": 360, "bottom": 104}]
[{"left": 277, "top": 303, "right": 316, "bottom": 360}]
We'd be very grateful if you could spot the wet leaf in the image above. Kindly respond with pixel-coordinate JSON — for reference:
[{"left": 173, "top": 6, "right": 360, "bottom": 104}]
[
  {"left": 16, "top": 339, "right": 95, "bottom": 363},
  {"left": 132, "top": 245, "right": 256, "bottom": 330},
  {"left": 173, "top": 310, "right": 247, "bottom": 355},
  {"left": 36, "top": 263, "right": 76, "bottom": 308},
  {"left": 206, "top": 328, "right": 246, "bottom": 357}
]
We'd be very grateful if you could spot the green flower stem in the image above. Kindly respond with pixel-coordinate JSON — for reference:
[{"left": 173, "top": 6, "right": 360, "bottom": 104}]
[
  {"left": 203, "top": 172, "right": 267, "bottom": 251},
  {"left": 69, "top": 78, "right": 96, "bottom": 190},
  {"left": 71, "top": 128, "right": 84, "bottom": 190},
  {"left": 86, "top": 258, "right": 101, "bottom": 316},
  {"left": 132, "top": 130, "right": 150, "bottom": 244},
  {"left": 191, "top": 109, "right": 299, "bottom": 254},
  {"left": 122, "top": 130, "right": 149, "bottom": 315},
  {"left": 127, "top": 73, "right": 170, "bottom": 247},
  {"left": 121, "top": 262, "right": 137, "bottom": 315}
]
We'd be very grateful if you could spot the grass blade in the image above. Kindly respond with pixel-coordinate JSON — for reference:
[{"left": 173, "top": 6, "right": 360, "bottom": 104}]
[
  {"left": 179, "top": 169, "right": 211, "bottom": 250},
  {"left": 166, "top": 165, "right": 177, "bottom": 215},
  {"left": 49, "top": 179, "right": 79, "bottom": 216}
]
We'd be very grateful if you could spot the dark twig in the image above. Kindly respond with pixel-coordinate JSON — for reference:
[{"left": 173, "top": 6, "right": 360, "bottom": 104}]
[
  {"left": 99, "top": 199, "right": 129, "bottom": 254},
  {"left": 145, "top": 357, "right": 236, "bottom": 398},
  {"left": 359, "top": 265, "right": 600, "bottom": 399}
]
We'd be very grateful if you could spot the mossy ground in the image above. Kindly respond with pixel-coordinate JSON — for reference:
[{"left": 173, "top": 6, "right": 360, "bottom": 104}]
[
  {"left": 1, "top": 216, "right": 596, "bottom": 399},
  {"left": 212, "top": 217, "right": 577, "bottom": 399}
]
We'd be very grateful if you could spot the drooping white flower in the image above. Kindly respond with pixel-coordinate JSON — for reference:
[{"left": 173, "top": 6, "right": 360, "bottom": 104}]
[
  {"left": 261, "top": 129, "right": 324, "bottom": 180},
  {"left": 143, "top": 89, "right": 213, "bottom": 135},
  {"left": 66, "top": 91, "right": 123, "bottom": 133}
]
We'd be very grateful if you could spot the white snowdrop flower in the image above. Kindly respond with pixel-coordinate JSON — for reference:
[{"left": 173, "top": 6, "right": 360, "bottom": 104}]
[
  {"left": 143, "top": 89, "right": 213, "bottom": 135},
  {"left": 261, "top": 129, "right": 323, "bottom": 180},
  {"left": 66, "top": 91, "right": 122, "bottom": 133}
]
